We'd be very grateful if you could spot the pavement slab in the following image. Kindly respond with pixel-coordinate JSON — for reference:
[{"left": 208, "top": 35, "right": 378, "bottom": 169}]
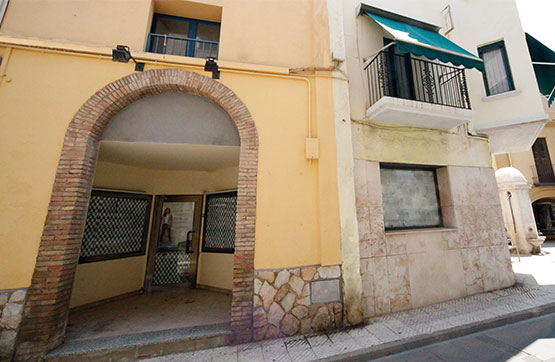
[{"left": 144, "top": 242, "right": 555, "bottom": 362}]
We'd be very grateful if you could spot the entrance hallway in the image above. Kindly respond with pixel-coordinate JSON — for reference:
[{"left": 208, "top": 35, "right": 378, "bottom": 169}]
[
  {"left": 66, "top": 289, "right": 231, "bottom": 342},
  {"left": 141, "top": 244, "right": 555, "bottom": 361}
]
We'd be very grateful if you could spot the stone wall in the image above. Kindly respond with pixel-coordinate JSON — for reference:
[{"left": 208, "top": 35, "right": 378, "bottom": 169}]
[
  {"left": 253, "top": 265, "right": 343, "bottom": 340},
  {"left": 0, "top": 288, "right": 27, "bottom": 360},
  {"left": 354, "top": 161, "right": 515, "bottom": 319}
]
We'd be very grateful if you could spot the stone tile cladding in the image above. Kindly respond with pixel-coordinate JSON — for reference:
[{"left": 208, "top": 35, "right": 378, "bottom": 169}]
[
  {"left": 354, "top": 161, "right": 515, "bottom": 319},
  {"left": 253, "top": 266, "right": 343, "bottom": 340},
  {"left": 0, "top": 289, "right": 27, "bottom": 360},
  {"left": 14, "top": 69, "right": 258, "bottom": 361}
]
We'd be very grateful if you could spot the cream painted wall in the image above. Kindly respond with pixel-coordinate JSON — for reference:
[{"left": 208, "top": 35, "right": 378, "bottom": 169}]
[
  {"left": 501, "top": 122, "right": 555, "bottom": 192},
  {"left": 0, "top": 0, "right": 332, "bottom": 69},
  {"left": 69, "top": 160, "right": 238, "bottom": 307},
  {"left": 341, "top": 0, "right": 545, "bottom": 137},
  {"left": 352, "top": 123, "right": 492, "bottom": 168},
  {"left": 0, "top": 45, "right": 340, "bottom": 290}
]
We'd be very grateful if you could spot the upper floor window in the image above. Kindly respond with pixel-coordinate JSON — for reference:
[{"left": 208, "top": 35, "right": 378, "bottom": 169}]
[
  {"left": 478, "top": 41, "right": 515, "bottom": 96},
  {"left": 147, "top": 14, "right": 220, "bottom": 59}
]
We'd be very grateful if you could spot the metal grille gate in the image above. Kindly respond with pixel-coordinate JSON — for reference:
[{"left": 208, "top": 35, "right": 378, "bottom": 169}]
[
  {"left": 202, "top": 191, "right": 237, "bottom": 253},
  {"left": 153, "top": 250, "right": 191, "bottom": 286},
  {"left": 80, "top": 190, "right": 151, "bottom": 263}
]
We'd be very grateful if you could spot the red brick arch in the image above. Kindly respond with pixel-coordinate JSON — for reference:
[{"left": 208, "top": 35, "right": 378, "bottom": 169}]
[{"left": 15, "top": 69, "right": 257, "bottom": 360}]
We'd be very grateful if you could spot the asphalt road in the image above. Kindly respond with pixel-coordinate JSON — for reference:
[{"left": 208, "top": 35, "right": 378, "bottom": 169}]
[{"left": 371, "top": 312, "right": 555, "bottom": 362}]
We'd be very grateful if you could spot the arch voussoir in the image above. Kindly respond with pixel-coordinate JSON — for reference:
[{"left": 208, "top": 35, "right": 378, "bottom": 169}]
[{"left": 15, "top": 69, "right": 258, "bottom": 360}]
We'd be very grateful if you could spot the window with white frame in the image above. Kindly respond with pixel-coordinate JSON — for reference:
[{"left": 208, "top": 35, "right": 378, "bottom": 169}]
[
  {"left": 478, "top": 41, "right": 515, "bottom": 96},
  {"left": 380, "top": 164, "right": 443, "bottom": 230}
]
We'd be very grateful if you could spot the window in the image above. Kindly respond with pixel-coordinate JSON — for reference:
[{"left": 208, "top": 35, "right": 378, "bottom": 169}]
[
  {"left": 202, "top": 191, "right": 237, "bottom": 253},
  {"left": 380, "top": 164, "right": 443, "bottom": 230},
  {"left": 147, "top": 14, "right": 220, "bottom": 59},
  {"left": 79, "top": 190, "right": 152, "bottom": 263},
  {"left": 532, "top": 138, "right": 555, "bottom": 184},
  {"left": 478, "top": 41, "right": 515, "bottom": 96}
]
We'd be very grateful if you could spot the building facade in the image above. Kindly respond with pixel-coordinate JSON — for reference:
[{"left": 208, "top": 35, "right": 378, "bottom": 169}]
[
  {"left": 493, "top": 33, "right": 555, "bottom": 250},
  {"left": 331, "top": 0, "right": 543, "bottom": 321},
  {"left": 0, "top": 0, "right": 545, "bottom": 360}
]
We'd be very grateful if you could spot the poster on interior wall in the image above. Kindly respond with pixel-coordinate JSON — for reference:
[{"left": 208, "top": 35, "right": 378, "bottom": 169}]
[{"left": 158, "top": 201, "right": 195, "bottom": 251}]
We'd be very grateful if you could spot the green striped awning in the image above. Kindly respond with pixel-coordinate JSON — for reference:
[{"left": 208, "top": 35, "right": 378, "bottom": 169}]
[
  {"left": 365, "top": 11, "right": 484, "bottom": 72},
  {"left": 526, "top": 33, "right": 555, "bottom": 106}
]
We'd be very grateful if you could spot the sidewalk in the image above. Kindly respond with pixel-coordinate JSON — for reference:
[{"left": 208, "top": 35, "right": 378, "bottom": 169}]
[{"left": 146, "top": 242, "right": 555, "bottom": 362}]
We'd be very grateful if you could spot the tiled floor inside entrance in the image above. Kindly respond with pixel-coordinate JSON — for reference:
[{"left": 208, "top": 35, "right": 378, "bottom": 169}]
[{"left": 66, "top": 288, "right": 231, "bottom": 342}]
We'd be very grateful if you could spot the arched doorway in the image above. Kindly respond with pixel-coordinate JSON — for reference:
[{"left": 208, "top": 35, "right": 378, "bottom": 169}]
[
  {"left": 533, "top": 198, "right": 555, "bottom": 240},
  {"left": 15, "top": 69, "right": 258, "bottom": 360}
]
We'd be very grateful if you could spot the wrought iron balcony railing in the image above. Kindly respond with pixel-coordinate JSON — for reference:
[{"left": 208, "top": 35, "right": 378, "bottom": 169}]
[
  {"left": 365, "top": 50, "right": 471, "bottom": 109},
  {"left": 146, "top": 33, "right": 219, "bottom": 59}
]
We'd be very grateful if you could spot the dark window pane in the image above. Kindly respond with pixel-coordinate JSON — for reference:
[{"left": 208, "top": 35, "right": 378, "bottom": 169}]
[
  {"left": 154, "top": 17, "right": 190, "bottom": 37},
  {"left": 380, "top": 167, "right": 442, "bottom": 230},
  {"left": 195, "top": 23, "right": 220, "bottom": 58}
]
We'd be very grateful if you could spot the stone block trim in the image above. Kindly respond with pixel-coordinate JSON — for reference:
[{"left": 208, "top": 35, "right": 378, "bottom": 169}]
[
  {"left": 354, "top": 161, "right": 514, "bottom": 320},
  {"left": 0, "top": 288, "right": 27, "bottom": 361},
  {"left": 15, "top": 69, "right": 258, "bottom": 360},
  {"left": 253, "top": 266, "right": 343, "bottom": 340}
]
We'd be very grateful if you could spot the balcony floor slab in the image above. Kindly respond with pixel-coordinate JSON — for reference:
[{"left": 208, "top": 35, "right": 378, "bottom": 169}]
[{"left": 365, "top": 96, "right": 473, "bottom": 130}]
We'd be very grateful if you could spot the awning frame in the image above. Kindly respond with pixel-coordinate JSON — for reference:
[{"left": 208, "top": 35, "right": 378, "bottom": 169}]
[{"left": 357, "top": 3, "right": 484, "bottom": 72}]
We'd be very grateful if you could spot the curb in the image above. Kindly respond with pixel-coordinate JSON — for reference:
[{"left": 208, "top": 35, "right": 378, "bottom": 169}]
[{"left": 317, "top": 302, "right": 555, "bottom": 361}]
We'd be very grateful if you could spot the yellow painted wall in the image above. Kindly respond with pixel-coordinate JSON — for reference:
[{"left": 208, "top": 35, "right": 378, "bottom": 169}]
[
  {"left": 498, "top": 122, "right": 555, "bottom": 202},
  {"left": 70, "top": 256, "right": 148, "bottom": 308},
  {"left": 197, "top": 253, "right": 233, "bottom": 290},
  {"left": 1, "top": 0, "right": 153, "bottom": 51},
  {"left": 0, "top": 42, "right": 340, "bottom": 290},
  {"left": 0, "top": 0, "right": 331, "bottom": 69},
  {"left": 69, "top": 160, "right": 238, "bottom": 307}
]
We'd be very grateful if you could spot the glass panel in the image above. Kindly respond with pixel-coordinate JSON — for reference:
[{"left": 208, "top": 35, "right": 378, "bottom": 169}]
[
  {"left": 154, "top": 200, "right": 196, "bottom": 286},
  {"left": 159, "top": 201, "right": 195, "bottom": 249},
  {"left": 152, "top": 17, "right": 190, "bottom": 56},
  {"left": 195, "top": 22, "right": 220, "bottom": 58},
  {"left": 154, "top": 16, "right": 190, "bottom": 37},
  {"left": 380, "top": 167, "right": 442, "bottom": 230},
  {"left": 483, "top": 46, "right": 511, "bottom": 95}
]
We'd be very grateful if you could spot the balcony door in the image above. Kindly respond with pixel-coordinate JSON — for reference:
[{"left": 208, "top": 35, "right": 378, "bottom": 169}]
[
  {"left": 532, "top": 138, "right": 555, "bottom": 184},
  {"left": 384, "top": 39, "right": 416, "bottom": 101}
]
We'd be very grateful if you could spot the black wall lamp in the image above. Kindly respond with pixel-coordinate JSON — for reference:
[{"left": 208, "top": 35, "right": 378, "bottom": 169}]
[
  {"left": 112, "top": 45, "right": 145, "bottom": 71},
  {"left": 204, "top": 57, "right": 220, "bottom": 79}
]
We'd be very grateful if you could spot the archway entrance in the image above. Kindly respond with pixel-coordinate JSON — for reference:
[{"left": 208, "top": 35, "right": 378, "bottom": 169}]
[
  {"left": 533, "top": 198, "right": 555, "bottom": 240},
  {"left": 15, "top": 69, "right": 257, "bottom": 360}
]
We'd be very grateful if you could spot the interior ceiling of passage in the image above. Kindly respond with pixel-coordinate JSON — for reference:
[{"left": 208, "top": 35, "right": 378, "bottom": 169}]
[
  {"left": 102, "top": 92, "right": 240, "bottom": 146},
  {"left": 98, "top": 141, "right": 240, "bottom": 171}
]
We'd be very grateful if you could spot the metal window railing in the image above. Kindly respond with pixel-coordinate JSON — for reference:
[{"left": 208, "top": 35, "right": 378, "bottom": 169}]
[
  {"left": 530, "top": 164, "right": 555, "bottom": 185},
  {"left": 365, "top": 50, "right": 471, "bottom": 109},
  {"left": 146, "top": 33, "right": 219, "bottom": 59}
]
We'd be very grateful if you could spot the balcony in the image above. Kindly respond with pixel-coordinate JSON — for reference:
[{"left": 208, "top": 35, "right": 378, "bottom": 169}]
[
  {"left": 364, "top": 50, "right": 473, "bottom": 130},
  {"left": 531, "top": 164, "right": 555, "bottom": 186},
  {"left": 146, "top": 33, "right": 219, "bottom": 59}
]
